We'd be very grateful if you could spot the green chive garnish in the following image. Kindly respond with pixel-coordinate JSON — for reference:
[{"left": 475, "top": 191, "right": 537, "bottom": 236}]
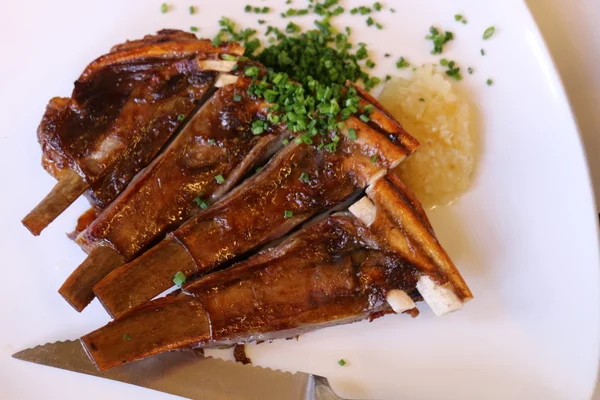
[
  {"left": 123, "top": 333, "right": 132, "bottom": 340},
  {"left": 189, "top": 6, "right": 196, "bottom": 14},
  {"left": 160, "top": 3, "right": 169, "bottom": 13},
  {"left": 359, "top": 114, "right": 370, "bottom": 123},
  {"left": 284, "top": 210, "right": 293, "bottom": 218},
  {"left": 299, "top": 172, "right": 310, "bottom": 182},
  {"left": 244, "top": 5, "right": 251, "bottom": 12},
  {"left": 190, "top": 26, "right": 198, "bottom": 32},
  {"left": 194, "top": 197, "right": 209, "bottom": 209},
  {"left": 215, "top": 174, "right": 225, "bottom": 184},
  {"left": 374, "top": 2, "right": 382, "bottom": 11},
  {"left": 338, "top": 359, "right": 346, "bottom": 366},
  {"left": 173, "top": 271, "right": 187, "bottom": 286},
  {"left": 486, "top": 78, "right": 493, "bottom": 86},
  {"left": 370, "top": 155, "right": 378, "bottom": 163},
  {"left": 177, "top": 114, "right": 185, "bottom": 121},
  {"left": 348, "top": 128, "right": 357, "bottom": 140},
  {"left": 483, "top": 26, "right": 495, "bottom": 40},
  {"left": 208, "top": 138, "right": 216, "bottom": 145},
  {"left": 233, "top": 94, "right": 242, "bottom": 102},
  {"left": 396, "top": 57, "right": 409, "bottom": 69}
]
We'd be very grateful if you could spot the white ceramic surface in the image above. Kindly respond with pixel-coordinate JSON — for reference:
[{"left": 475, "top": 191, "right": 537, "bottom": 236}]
[{"left": 0, "top": 1, "right": 598, "bottom": 399}]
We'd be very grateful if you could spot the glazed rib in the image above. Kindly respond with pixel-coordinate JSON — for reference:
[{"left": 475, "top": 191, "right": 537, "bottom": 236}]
[
  {"left": 22, "top": 30, "right": 244, "bottom": 235},
  {"left": 82, "top": 175, "right": 471, "bottom": 371},
  {"left": 94, "top": 86, "right": 419, "bottom": 319},
  {"left": 59, "top": 76, "right": 286, "bottom": 311}
]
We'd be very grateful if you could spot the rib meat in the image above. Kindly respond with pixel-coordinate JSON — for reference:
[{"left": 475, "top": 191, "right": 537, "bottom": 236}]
[
  {"left": 81, "top": 174, "right": 472, "bottom": 371},
  {"left": 22, "top": 30, "right": 244, "bottom": 235},
  {"left": 93, "top": 85, "right": 419, "bottom": 319},
  {"left": 58, "top": 76, "right": 287, "bottom": 311}
]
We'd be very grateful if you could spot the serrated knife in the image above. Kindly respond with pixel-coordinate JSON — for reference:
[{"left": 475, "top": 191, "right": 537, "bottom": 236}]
[{"left": 12, "top": 340, "right": 347, "bottom": 400}]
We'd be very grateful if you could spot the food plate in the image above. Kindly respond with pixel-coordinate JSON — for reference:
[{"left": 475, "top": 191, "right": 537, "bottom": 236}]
[{"left": 1, "top": 0, "right": 598, "bottom": 398}]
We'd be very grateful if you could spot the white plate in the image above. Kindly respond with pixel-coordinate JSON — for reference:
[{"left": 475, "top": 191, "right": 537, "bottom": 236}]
[{"left": 1, "top": 0, "right": 598, "bottom": 399}]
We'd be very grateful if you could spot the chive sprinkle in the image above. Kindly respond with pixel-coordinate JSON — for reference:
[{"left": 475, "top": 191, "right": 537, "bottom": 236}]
[
  {"left": 177, "top": 114, "right": 185, "bottom": 121},
  {"left": 233, "top": 94, "right": 242, "bottom": 102},
  {"left": 189, "top": 6, "right": 196, "bottom": 14},
  {"left": 359, "top": 114, "right": 370, "bottom": 123},
  {"left": 299, "top": 172, "right": 310, "bottom": 182},
  {"left": 208, "top": 138, "right": 216, "bottom": 145},
  {"left": 160, "top": 3, "right": 169, "bottom": 13},
  {"left": 454, "top": 14, "right": 467, "bottom": 24},
  {"left": 486, "top": 78, "right": 493, "bottom": 86},
  {"left": 467, "top": 67, "right": 473, "bottom": 74},
  {"left": 347, "top": 128, "right": 357, "bottom": 140},
  {"left": 256, "top": 166, "right": 264, "bottom": 173},
  {"left": 483, "top": 26, "right": 495, "bottom": 40},
  {"left": 215, "top": 174, "right": 225, "bottom": 184},
  {"left": 374, "top": 2, "right": 382, "bottom": 11},
  {"left": 284, "top": 210, "right": 293, "bottom": 218},
  {"left": 194, "top": 197, "right": 209, "bottom": 209},
  {"left": 190, "top": 26, "right": 198, "bottom": 32},
  {"left": 480, "top": 48, "right": 485, "bottom": 56},
  {"left": 173, "top": 271, "right": 187, "bottom": 287},
  {"left": 123, "top": 333, "right": 132, "bottom": 340},
  {"left": 338, "top": 359, "right": 346, "bottom": 366},
  {"left": 396, "top": 57, "right": 409, "bottom": 69},
  {"left": 370, "top": 155, "right": 378, "bottom": 163},
  {"left": 419, "top": 98, "right": 425, "bottom": 102},
  {"left": 426, "top": 26, "right": 453, "bottom": 54}
]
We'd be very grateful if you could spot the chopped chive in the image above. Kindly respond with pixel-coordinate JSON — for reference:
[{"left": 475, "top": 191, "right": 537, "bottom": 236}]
[
  {"left": 348, "top": 128, "right": 357, "bottom": 140},
  {"left": 384, "top": 53, "right": 390, "bottom": 58},
  {"left": 194, "top": 197, "right": 209, "bottom": 209},
  {"left": 480, "top": 48, "right": 485, "bottom": 56},
  {"left": 374, "top": 2, "right": 382, "bottom": 11},
  {"left": 359, "top": 114, "right": 370, "bottom": 123},
  {"left": 221, "top": 54, "right": 237, "bottom": 61},
  {"left": 385, "top": 75, "right": 391, "bottom": 82},
  {"left": 396, "top": 57, "right": 409, "bottom": 69},
  {"left": 366, "top": 17, "right": 374, "bottom": 27},
  {"left": 284, "top": 210, "right": 293, "bottom": 218},
  {"left": 160, "top": 3, "right": 169, "bottom": 13},
  {"left": 255, "top": 166, "right": 264, "bottom": 173},
  {"left": 215, "top": 174, "right": 225, "bottom": 184},
  {"left": 190, "top": 26, "right": 198, "bottom": 32},
  {"left": 173, "top": 271, "right": 187, "bottom": 286},
  {"left": 123, "top": 333, "right": 132, "bottom": 340},
  {"left": 233, "top": 94, "right": 242, "bottom": 102},
  {"left": 467, "top": 67, "right": 473, "bottom": 74},
  {"left": 366, "top": 60, "right": 375, "bottom": 69},
  {"left": 262, "top": 6, "right": 270, "bottom": 13},
  {"left": 244, "top": 4, "right": 251, "bottom": 12},
  {"left": 177, "top": 114, "right": 185, "bottom": 121},
  {"left": 486, "top": 78, "right": 493, "bottom": 86},
  {"left": 258, "top": 19, "right": 266, "bottom": 24},
  {"left": 454, "top": 14, "right": 467, "bottom": 24},
  {"left": 375, "top": 23, "right": 383, "bottom": 30},
  {"left": 370, "top": 155, "right": 378, "bottom": 163},
  {"left": 208, "top": 138, "right": 216, "bottom": 145},
  {"left": 299, "top": 172, "right": 310, "bottom": 182},
  {"left": 244, "top": 66, "right": 259, "bottom": 77},
  {"left": 483, "top": 26, "right": 495, "bottom": 40},
  {"left": 282, "top": 139, "right": 290, "bottom": 145},
  {"left": 338, "top": 359, "right": 346, "bottom": 366},
  {"left": 419, "top": 98, "right": 425, "bottom": 102},
  {"left": 189, "top": 6, "right": 196, "bottom": 14}
]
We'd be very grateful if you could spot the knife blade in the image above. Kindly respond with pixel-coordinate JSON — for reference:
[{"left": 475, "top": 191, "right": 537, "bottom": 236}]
[{"left": 12, "top": 340, "right": 346, "bottom": 400}]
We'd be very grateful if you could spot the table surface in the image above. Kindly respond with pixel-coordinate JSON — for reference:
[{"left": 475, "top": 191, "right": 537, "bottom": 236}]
[{"left": 526, "top": 0, "right": 600, "bottom": 397}]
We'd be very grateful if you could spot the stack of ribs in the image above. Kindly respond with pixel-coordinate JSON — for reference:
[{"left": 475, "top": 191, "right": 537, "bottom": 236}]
[{"left": 23, "top": 30, "right": 473, "bottom": 370}]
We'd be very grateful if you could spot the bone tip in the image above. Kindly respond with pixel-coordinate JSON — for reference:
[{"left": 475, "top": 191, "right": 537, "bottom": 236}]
[
  {"left": 416, "top": 275, "right": 464, "bottom": 316},
  {"left": 215, "top": 73, "right": 239, "bottom": 87},
  {"left": 386, "top": 289, "right": 416, "bottom": 314},
  {"left": 349, "top": 197, "right": 376, "bottom": 227}
]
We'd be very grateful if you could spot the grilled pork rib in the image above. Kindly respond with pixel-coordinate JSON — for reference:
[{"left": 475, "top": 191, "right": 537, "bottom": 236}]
[
  {"left": 22, "top": 30, "right": 244, "bottom": 235},
  {"left": 59, "top": 76, "right": 288, "bottom": 311},
  {"left": 93, "top": 86, "right": 419, "bottom": 319},
  {"left": 82, "top": 175, "right": 472, "bottom": 371}
]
